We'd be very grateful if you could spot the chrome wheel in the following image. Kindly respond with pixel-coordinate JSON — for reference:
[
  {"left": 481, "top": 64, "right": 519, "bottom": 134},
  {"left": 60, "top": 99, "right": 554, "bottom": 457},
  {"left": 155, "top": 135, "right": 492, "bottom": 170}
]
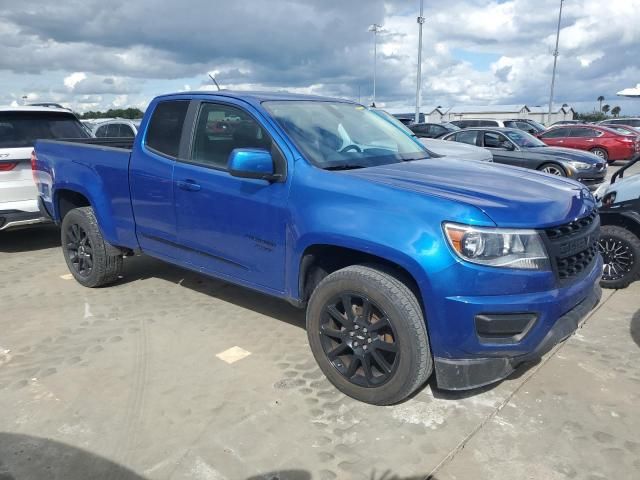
[
  {"left": 599, "top": 237, "right": 634, "bottom": 281},
  {"left": 541, "top": 165, "right": 564, "bottom": 176}
]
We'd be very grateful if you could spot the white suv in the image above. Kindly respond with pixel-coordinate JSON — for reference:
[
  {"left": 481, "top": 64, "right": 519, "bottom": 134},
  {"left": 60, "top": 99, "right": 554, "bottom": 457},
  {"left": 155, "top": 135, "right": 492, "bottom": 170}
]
[{"left": 0, "top": 106, "right": 89, "bottom": 231}]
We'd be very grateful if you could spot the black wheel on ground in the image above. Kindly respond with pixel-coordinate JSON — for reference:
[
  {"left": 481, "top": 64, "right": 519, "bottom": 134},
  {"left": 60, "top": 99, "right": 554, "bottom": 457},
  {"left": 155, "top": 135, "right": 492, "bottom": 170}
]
[
  {"left": 61, "top": 207, "right": 123, "bottom": 288},
  {"left": 306, "top": 265, "right": 432, "bottom": 405},
  {"left": 590, "top": 147, "right": 609, "bottom": 162},
  {"left": 599, "top": 225, "right": 640, "bottom": 289},
  {"left": 538, "top": 163, "right": 566, "bottom": 177}
]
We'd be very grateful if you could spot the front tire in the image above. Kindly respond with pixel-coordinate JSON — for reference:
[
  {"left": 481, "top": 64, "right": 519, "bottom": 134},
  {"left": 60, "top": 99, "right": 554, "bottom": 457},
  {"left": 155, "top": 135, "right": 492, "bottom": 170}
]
[
  {"left": 599, "top": 225, "right": 640, "bottom": 289},
  {"left": 61, "top": 207, "right": 123, "bottom": 288},
  {"left": 538, "top": 163, "right": 566, "bottom": 177},
  {"left": 306, "top": 265, "right": 432, "bottom": 405}
]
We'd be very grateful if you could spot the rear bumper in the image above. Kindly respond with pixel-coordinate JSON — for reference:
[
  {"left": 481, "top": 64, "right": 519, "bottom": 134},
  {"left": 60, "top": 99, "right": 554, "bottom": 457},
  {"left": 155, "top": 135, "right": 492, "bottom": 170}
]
[
  {"left": 0, "top": 210, "right": 47, "bottom": 231},
  {"left": 0, "top": 199, "right": 49, "bottom": 231}
]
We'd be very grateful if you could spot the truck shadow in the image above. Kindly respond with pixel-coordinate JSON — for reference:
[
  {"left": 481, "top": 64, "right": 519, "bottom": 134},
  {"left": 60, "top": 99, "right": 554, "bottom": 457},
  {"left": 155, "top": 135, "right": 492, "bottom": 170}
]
[
  {"left": 631, "top": 309, "right": 640, "bottom": 349},
  {"left": 0, "top": 432, "right": 147, "bottom": 480},
  {"left": 119, "top": 254, "right": 306, "bottom": 330},
  {"left": 0, "top": 224, "right": 60, "bottom": 253}
]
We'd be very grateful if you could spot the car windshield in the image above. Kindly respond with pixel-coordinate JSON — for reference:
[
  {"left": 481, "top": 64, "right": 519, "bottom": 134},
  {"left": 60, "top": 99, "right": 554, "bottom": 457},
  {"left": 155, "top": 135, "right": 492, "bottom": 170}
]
[
  {"left": 526, "top": 120, "right": 546, "bottom": 132},
  {"left": 503, "top": 129, "right": 547, "bottom": 148},
  {"left": 263, "top": 101, "right": 429, "bottom": 169}
]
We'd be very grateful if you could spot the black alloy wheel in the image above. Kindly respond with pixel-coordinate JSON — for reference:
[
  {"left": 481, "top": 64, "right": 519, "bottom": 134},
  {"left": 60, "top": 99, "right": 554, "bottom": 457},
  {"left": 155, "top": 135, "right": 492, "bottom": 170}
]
[
  {"left": 598, "top": 225, "right": 640, "bottom": 289},
  {"left": 65, "top": 222, "right": 94, "bottom": 277},
  {"left": 320, "top": 292, "right": 399, "bottom": 387}
]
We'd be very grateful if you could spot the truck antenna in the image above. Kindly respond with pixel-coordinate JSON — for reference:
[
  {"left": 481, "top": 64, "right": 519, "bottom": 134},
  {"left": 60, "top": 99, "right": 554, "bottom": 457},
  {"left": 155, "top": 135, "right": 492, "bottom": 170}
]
[{"left": 208, "top": 74, "right": 221, "bottom": 91}]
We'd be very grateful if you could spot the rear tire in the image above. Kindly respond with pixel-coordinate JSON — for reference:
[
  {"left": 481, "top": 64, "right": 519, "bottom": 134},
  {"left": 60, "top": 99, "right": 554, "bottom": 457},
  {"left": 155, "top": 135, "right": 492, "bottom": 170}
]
[
  {"left": 599, "top": 225, "right": 640, "bottom": 289},
  {"left": 306, "top": 265, "right": 432, "bottom": 405},
  {"left": 590, "top": 148, "right": 609, "bottom": 162},
  {"left": 61, "top": 207, "right": 123, "bottom": 288},
  {"left": 538, "top": 163, "right": 566, "bottom": 177}
]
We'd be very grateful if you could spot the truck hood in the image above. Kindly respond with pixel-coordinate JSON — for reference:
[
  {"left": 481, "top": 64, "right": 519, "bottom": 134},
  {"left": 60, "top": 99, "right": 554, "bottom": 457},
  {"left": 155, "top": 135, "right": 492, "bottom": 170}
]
[{"left": 344, "top": 159, "right": 596, "bottom": 228}]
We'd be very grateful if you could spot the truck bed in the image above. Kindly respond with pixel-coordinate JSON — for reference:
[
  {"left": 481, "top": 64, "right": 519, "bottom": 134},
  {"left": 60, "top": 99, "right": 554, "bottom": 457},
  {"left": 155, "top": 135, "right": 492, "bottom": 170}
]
[{"left": 34, "top": 138, "right": 139, "bottom": 249}]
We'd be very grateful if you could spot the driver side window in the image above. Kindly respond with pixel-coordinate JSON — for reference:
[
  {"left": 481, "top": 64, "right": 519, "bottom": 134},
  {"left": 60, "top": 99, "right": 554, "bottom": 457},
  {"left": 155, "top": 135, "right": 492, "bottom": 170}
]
[
  {"left": 190, "top": 103, "right": 272, "bottom": 169},
  {"left": 484, "top": 132, "right": 508, "bottom": 149}
]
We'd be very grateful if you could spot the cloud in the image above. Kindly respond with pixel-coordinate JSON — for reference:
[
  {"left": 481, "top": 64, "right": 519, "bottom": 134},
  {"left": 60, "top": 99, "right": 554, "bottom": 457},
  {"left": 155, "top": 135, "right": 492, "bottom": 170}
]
[{"left": 0, "top": 0, "right": 637, "bottom": 113}]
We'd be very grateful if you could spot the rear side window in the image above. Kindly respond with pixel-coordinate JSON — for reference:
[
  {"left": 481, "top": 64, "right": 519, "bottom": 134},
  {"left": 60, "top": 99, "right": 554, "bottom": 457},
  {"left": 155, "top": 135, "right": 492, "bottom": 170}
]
[
  {"left": 454, "top": 130, "right": 479, "bottom": 145},
  {"left": 477, "top": 120, "right": 499, "bottom": 127},
  {"left": 145, "top": 100, "right": 189, "bottom": 158},
  {"left": 541, "top": 128, "right": 568, "bottom": 138},
  {"left": 0, "top": 111, "right": 89, "bottom": 148},
  {"left": 569, "top": 128, "right": 602, "bottom": 138}
]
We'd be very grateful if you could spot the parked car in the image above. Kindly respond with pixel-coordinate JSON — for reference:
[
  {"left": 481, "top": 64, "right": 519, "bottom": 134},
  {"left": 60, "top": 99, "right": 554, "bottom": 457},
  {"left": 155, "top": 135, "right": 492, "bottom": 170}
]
[
  {"left": 418, "top": 138, "right": 493, "bottom": 162},
  {"left": 550, "top": 120, "right": 582, "bottom": 127},
  {"left": 0, "top": 106, "right": 89, "bottom": 231},
  {"left": 391, "top": 113, "right": 426, "bottom": 125},
  {"left": 92, "top": 119, "right": 141, "bottom": 138},
  {"left": 598, "top": 118, "right": 640, "bottom": 128},
  {"left": 33, "top": 91, "right": 601, "bottom": 405},
  {"left": 450, "top": 118, "right": 543, "bottom": 135},
  {"left": 538, "top": 125, "right": 640, "bottom": 163},
  {"left": 599, "top": 124, "right": 640, "bottom": 136},
  {"left": 28, "top": 102, "right": 68, "bottom": 109},
  {"left": 594, "top": 155, "right": 640, "bottom": 288},
  {"left": 442, "top": 127, "right": 607, "bottom": 187},
  {"left": 409, "top": 122, "right": 460, "bottom": 138},
  {"left": 370, "top": 109, "right": 492, "bottom": 162}
]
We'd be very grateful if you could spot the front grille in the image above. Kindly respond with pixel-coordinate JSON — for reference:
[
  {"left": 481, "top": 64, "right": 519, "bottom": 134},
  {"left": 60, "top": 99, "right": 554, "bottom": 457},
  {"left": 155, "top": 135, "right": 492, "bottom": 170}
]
[
  {"left": 543, "top": 209, "right": 600, "bottom": 284},
  {"left": 556, "top": 242, "right": 599, "bottom": 280},
  {"left": 545, "top": 210, "right": 597, "bottom": 240}
]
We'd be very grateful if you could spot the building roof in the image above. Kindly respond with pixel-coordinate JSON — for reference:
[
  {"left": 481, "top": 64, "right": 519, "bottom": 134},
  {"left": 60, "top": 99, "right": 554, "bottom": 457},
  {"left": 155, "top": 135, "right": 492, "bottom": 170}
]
[
  {"left": 528, "top": 104, "right": 574, "bottom": 114},
  {"left": 446, "top": 104, "right": 529, "bottom": 114},
  {"left": 383, "top": 105, "right": 444, "bottom": 115}
]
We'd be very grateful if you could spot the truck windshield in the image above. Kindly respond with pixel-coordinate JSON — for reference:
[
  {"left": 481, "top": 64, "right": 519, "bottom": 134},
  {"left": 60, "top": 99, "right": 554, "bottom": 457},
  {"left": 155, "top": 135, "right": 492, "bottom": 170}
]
[
  {"left": 263, "top": 101, "right": 429, "bottom": 169},
  {"left": 0, "top": 111, "right": 89, "bottom": 148}
]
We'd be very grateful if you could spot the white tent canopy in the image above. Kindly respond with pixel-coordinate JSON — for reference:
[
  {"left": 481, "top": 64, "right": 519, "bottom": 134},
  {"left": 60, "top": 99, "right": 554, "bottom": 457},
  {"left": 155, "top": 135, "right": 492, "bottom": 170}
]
[{"left": 617, "top": 84, "right": 640, "bottom": 98}]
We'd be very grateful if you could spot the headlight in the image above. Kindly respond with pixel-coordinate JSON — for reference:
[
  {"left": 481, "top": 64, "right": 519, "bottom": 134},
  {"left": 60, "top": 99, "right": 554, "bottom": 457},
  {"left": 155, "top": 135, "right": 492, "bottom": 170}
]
[
  {"left": 568, "top": 161, "right": 591, "bottom": 170},
  {"left": 443, "top": 223, "right": 550, "bottom": 270},
  {"left": 593, "top": 183, "right": 609, "bottom": 201}
]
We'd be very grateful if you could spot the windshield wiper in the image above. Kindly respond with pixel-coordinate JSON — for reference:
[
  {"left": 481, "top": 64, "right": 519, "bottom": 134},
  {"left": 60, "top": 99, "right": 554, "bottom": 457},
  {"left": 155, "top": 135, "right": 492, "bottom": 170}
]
[{"left": 324, "top": 164, "right": 367, "bottom": 171}]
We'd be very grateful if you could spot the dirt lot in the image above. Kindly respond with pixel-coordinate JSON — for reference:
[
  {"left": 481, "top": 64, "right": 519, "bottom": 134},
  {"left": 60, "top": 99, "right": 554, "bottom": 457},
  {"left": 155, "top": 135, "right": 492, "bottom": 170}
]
[{"left": 1, "top": 164, "right": 639, "bottom": 480}]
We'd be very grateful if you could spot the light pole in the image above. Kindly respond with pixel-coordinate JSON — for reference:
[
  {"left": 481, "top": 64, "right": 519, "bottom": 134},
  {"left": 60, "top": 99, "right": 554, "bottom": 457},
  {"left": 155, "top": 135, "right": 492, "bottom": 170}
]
[
  {"left": 368, "top": 23, "right": 383, "bottom": 107},
  {"left": 548, "top": 0, "right": 564, "bottom": 125},
  {"left": 414, "top": 0, "right": 425, "bottom": 124}
]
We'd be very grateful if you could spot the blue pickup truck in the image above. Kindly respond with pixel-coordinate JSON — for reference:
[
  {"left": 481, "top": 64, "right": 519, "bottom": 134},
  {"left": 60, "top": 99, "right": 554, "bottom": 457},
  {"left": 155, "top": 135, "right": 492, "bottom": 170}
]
[{"left": 33, "top": 91, "right": 602, "bottom": 405}]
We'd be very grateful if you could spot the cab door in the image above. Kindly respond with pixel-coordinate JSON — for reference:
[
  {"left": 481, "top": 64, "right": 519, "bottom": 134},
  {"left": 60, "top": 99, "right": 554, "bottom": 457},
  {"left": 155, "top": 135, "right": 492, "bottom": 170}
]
[
  {"left": 172, "top": 100, "right": 291, "bottom": 293},
  {"left": 130, "top": 99, "right": 190, "bottom": 260}
]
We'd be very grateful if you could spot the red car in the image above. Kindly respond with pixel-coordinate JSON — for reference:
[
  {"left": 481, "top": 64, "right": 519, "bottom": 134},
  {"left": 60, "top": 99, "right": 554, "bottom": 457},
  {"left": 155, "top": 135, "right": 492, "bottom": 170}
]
[{"left": 538, "top": 124, "right": 640, "bottom": 163}]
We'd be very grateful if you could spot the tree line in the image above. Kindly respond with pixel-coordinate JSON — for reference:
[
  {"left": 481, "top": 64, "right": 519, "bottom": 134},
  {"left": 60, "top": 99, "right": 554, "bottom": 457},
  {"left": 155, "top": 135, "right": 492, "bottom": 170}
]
[{"left": 78, "top": 107, "right": 144, "bottom": 119}]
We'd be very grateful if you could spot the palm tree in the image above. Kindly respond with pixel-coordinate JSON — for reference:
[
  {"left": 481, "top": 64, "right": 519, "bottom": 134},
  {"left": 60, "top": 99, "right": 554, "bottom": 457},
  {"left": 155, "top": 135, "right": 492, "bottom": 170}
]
[
  {"left": 611, "top": 106, "right": 621, "bottom": 117},
  {"left": 597, "top": 95, "right": 605, "bottom": 112},
  {"left": 602, "top": 104, "right": 610, "bottom": 115}
]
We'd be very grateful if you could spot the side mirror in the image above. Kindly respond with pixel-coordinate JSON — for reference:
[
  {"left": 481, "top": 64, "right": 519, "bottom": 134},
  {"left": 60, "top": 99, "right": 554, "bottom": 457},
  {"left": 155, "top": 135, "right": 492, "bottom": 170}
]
[{"left": 228, "top": 148, "right": 281, "bottom": 182}]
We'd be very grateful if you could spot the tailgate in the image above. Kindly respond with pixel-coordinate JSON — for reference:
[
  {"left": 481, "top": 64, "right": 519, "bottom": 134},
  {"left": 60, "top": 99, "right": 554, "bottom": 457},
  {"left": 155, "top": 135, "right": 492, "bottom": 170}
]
[{"left": 0, "top": 147, "right": 37, "bottom": 204}]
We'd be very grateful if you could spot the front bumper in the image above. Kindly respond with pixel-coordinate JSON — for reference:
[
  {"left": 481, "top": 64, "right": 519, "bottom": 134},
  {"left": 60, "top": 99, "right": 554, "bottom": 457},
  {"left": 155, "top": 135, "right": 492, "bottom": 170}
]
[
  {"left": 575, "top": 169, "right": 606, "bottom": 189},
  {"left": 434, "top": 283, "right": 601, "bottom": 390}
]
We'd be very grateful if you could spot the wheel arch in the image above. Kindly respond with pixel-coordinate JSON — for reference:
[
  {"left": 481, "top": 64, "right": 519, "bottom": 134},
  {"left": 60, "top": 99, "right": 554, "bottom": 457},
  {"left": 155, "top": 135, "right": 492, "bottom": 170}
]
[
  {"left": 600, "top": 211, "right": 640, "bottom": 240},
  {"left": 295, "top": 242, "right": 429, "bottom": 316},
  {"left": 55, "top": 188, "right": 92, "bottom": 222}
]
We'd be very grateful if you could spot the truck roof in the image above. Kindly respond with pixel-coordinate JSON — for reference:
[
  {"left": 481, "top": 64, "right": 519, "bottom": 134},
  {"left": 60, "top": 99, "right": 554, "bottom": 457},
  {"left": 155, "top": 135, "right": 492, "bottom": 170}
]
[{"left": 158, "top": 90, "right": 355, "bottom": 104}]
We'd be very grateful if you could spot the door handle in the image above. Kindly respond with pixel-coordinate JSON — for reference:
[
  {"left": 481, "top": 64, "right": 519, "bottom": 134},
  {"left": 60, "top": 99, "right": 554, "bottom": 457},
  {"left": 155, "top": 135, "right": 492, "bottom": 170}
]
[{"left": 177, "top": 179, "right": 201, "bottom": 192}]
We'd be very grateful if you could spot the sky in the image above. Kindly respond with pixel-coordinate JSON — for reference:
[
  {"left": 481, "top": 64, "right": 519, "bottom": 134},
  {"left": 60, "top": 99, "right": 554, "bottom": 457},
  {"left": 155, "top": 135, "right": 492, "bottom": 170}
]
[{"left": 0, "top": 0, "right": 638, "bottom": 115}]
